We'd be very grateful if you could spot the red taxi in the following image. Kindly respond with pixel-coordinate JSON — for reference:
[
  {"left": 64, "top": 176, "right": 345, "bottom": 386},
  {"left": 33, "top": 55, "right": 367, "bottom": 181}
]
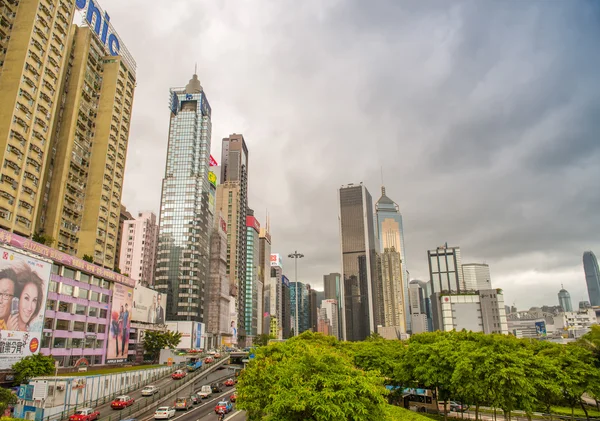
[{"left": 111, "top": 395, "right": 134, "bottom": 409}]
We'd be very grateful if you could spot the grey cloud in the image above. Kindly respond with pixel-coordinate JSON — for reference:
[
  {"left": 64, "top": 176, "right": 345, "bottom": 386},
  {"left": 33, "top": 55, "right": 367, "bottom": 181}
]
[{"left": 105, "top": 0, "right": 600, "bottom": 308}]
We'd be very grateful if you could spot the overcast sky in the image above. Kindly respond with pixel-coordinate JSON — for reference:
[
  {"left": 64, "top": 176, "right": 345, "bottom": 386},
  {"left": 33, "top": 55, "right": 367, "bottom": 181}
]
[{"left": 100, "top": 0, "right": 600, "bottom": 310}]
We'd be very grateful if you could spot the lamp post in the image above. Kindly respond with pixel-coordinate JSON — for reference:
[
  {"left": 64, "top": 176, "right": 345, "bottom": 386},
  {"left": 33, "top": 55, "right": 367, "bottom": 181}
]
[{"left": 287, "top": 251, "right": 304, "bottom": 336}]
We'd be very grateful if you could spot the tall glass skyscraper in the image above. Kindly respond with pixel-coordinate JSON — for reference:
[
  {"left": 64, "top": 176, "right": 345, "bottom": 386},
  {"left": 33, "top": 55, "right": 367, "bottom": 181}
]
[
  {"left": 291, "top": 281, "right": 310, "bottom": 334},
  {"left": 245, "top": 210, "right": 260, "bottom": 339},
  {"left": 154, "top": 73, "right": 212, "bottom": 322},
  {"left": 583, "top": 251, "right": 600, "bottom": 306},
  {"left": 339, "top": 183, "right": 378, "bottom": 341},
  {"left": 375, "top": 186, "right": 410, "bottom": 332}
]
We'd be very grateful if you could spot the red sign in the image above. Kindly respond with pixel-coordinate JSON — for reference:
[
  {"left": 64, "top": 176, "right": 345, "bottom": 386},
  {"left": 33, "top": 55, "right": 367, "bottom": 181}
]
[
  {"left": 29, "top": 338, "right": 39, "bottom": 353},
  {"left": 246, "top": 216, "right": 260, "bottom": 233},
  {"left": 209, "top": 155, "right": 218, "bottom": 166},
  {"left": 220, "top": 218, "right": 227, "bottom": 234},
  {"left": 270, "top": 255, "right": 277, "bottom": 262}
]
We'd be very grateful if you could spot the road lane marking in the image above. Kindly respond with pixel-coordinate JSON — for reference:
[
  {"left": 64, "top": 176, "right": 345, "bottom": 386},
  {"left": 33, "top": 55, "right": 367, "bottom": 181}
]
[
  {"left": 224, "top": 411, "right": 243, "bottom": 420},
  {"left": 146, "top": 389, "right": 235, "bottom": 421}
]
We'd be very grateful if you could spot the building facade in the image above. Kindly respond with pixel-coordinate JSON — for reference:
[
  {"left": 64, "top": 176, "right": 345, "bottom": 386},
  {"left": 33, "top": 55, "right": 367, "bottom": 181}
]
[
  {"left": 408, "top": 280, "right": 431, "bottom": 334},
  {"left": 206, "top": 215, "right": 230, "bottom": 348},
  {"left": 281, "top": 274, "right": 291, "bottom": 339},
  {"left": 118, "top": 211, "right": 157, "bottom": 286},
  {"left": 268, "top": 258, "right": 283, "bottom": 338},
  {"left": 258, "top": 226, "right": 271, "bottom": 333},
  {"left": 583, "top": 251, "right": 600, "bottom": 307},
  {"left": 375, "top": 186, "right": 409, "bottom": 332},
  {"left": 428, "top": 245, "right": 464, "bottom": 294},
  {"left": 0, "top": 0, "right": 76, "bottom": 238},
  {"left": 308, "top": 286, "right": 318, "bottom": 332},
  {"left": 116, "top": 205, "right": 133, "bottom": 271},
  {"left": 155, "top": 73, "right": 212, "bottom": 323},
  {"left": 321, "top": 299, "right": 339, "bottom": 339},
  {"left": 461, "top": 263, "right": 491, "bottom": 291},
  {"left": 338, "top": 183, "right": 378, "bottom": 341},
  {"left": 431, "top": 289, "right": 508, "bottom": 334},
  {"left": 291, "top": 281, "right": 310, "bottom": 334},
  {"left": 244, "top": 212, "right": 260, "bottom": 341},
  {"left": 558, "top": 287, "right": 573, "bottom": 312}
]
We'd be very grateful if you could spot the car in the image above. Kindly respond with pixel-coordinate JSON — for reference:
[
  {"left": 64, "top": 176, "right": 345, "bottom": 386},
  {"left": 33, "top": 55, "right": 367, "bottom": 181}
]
[
  {"left": 141, "top": 385, "right": 159, "bottom": 396},
  {"left": 224, "top": 378, "right": 235, "bottom": 387},
  {"left": 211, "top": 382, "right": 224, "bottom": 393},
  {"left": 111, "top": 396, "right": 134, "bottom": 409},
  {"left": 229, "top": 394, "right": 237, "bottom": 403},
  {"left": 214, "top": 352, "right": 221, "bottom": 358},
  {"left": 449, "top": 401, "right": 467, "bottom": 412},
  {"left": 174, "top": 397, "right": 193, "bottom": 411},
  {"left": 198, "top": 385, "right": 212, "bottom": 399},
  {"left": 172, "top": 370, "right": 186, "bottom": 380},
  {"left": 204, "top": 357, "right": 214, "bottom": 364},
  {"left": 69, "top": 408, "right": 100, "bottom": 421},
  {"left": 208, "top": 350, "right": 216, "bottom": 355},
  {"left": 154, "top": 407, "right": 175, "bottom": 420},
  {"left": 214, "top": 401, "right": 233, "bottom": 414},
  {"left": 190, "top": 395, "right": 200, "bottom": 405}
]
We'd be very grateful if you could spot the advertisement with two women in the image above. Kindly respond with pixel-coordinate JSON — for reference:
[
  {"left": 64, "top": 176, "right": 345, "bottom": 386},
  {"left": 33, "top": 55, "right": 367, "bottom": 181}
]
[
  {"left": 0, "top": 246, "right": 51, "bottom": 370},
  {"left": 106, "top": 283, "right": 133, "bottom": 364}
]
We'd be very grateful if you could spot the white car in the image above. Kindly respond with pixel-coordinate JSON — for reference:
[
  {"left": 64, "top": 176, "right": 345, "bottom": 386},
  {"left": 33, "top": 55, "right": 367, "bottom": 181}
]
[
  {"left": 197, "top": 385, "right": 212, "bottom": 399},
  {"left": 142, "top": 385, "right": 159, "bottom": 396},
  {"left": 154, "top": 406, "right": 175, "bottom": 419}
]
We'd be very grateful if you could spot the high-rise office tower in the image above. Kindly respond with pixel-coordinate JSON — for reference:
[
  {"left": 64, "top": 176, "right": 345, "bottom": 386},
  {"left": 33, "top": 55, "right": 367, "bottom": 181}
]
[
  {"left": 268, "top": 254, "right": 283, "bottom": 338},
  {"left": 118, "top": 211, "right": 158, "bottom": 285},
  {"left": 245, "top": 210, "right": 260, "bottom": 341},
  {"left": 321, "top": 299, "right": 340, "bottom": 339},
  {"left": 206, "top": 214, "right": 230, "bottom": 348},
  {"left": 408, "top": 280, "right": 432, "bottom": 333},
  {"left": 281, "top": 274, "right": 291, "bottom": 338},
  {"left": 338, "top": 183, "right": 378, "bottom": 341},
  {"left": 155, "top": 73, "right": 213, "bottom": 322},
  {"left": 38, "top": 21, "right": 136, "bottom": 269},
  {"left": 0, "top": 0, "right": 76, "bottom": 238},
  {"left": 375, "top": 186, "right": 409, "bottom": 332},
  {"left": 462, "top": 263, "right": 492, "bottom": 291},
  {"left": 558, "top": 286, "right": 573, "bottom": 312},
  {"left": 323, "top": 273, "right": 343, "bottom": 330},
  {"left": 428, "top": 244, "right": 464, "bottom": 293},
  {"left": 217, "top": 133, "right": 249, "bottom": 342},
  {"left": 308, "top": 285, "right": 318, "bottom": 332},
  {"left": 583, "top": 251, "right": 600, "bottom": 306},
  {"left": 116, "top": 205, "right": 133, "bottom": 270},
  {"left": 258, "top": 223, "right": 271, "bottom": 333},
  {"left": 291, "top": 281, "right": 310, "bottom": 334}
]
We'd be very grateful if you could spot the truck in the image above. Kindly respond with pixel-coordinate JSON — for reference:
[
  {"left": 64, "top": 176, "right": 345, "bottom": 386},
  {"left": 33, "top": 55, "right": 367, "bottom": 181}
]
[
  {"left": 187, "top": 358, "right": 202, "bottom": 372},
  {"left": 197, "top": 385, "right": 212, "bottom": 399}
]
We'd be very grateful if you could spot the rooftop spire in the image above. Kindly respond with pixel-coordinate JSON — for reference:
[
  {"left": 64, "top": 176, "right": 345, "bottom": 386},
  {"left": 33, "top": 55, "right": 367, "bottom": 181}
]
[{"left": 185, "top": 72, "right": 202, "bottom": 94}]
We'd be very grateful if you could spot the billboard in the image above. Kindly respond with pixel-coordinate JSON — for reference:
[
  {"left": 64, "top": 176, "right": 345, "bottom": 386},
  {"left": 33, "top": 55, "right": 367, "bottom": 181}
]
[
  {"left": 282, "top": 275, "right": 290, "bottom": 288},
  {"left": 209, "top": 155, "right": 218, "bottom": 167},
  {"left": 165, "top": 321, "right": 204, "bottom": 349},
  {"left": 0, "top": 246, "right": 51, "bottom": 370},
  {"left": 107, "top": 283, "right": 134, "bottom": 363},
  {"left": 208, "top": 171, "right": 217, "bottom": 187},
  {"left": 132, "top": 285, "right": 166, "bottom": 324},
  {"left": 535, "top": 321, "right": 547, "bottom": 336},
  {"left": 270, "top": 253, "right": 282, "bottom": 268},
  {"left": 246, "top": 216, "right": 260, "bottom": 233}
]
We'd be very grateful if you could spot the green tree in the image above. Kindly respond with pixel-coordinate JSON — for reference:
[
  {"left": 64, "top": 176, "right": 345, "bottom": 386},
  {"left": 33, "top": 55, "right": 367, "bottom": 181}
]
[
  {"left": 32, "top": 232, "right": 54, "bottom": 246},
  {"left": 237, "top": 331, "right": 388, "bottom": 421},
  {"left": 253, "top": 334, "right": 274, "bottom": 347},
  {"left": 0, "top": 388, "right": 17, "bottom": 415},
  {"left": 82, "top": 254, "right": 94, "bottom": 263},
  {"left": 143, "top": 330, "right": 182, "bottom": 363},
  {"left": 11, "top": 354, "right": 55, "bottom": 385}
]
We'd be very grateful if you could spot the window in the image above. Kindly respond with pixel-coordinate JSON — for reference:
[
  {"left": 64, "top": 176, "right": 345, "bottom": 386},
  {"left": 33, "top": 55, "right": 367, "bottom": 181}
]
[
  {"left": 99, "top": 309, "right": 108, "bottom": 318},
  {"left": 41, "top": 335, "right": 51, "bottom": 349},
  {"left": 46, "top": 299, "right": 56, "bottom": 311},
  {"left": 88, "top": 307, "right": 98, "bottom": 317},
  {"left": 73, "top": 321, "right": 85, "bottom": 332},
  {"left": 48, "top": 281, "right": 58, "bottom": 292},
  {"left": 53, "top": 337, "right": 67, "bottom": 348},
  {"left": 51, "top": 264, "right": 60, "bottom": 275},
  {"left": 57, "top": 302, "right": 70, "bottom": 313},
  {"left": 97, "top": 324, "right": 106, "bottom": 333},
  {"left": 95, "top": 340, "right": 104, "bottom": 349},
  {"left": 44, "top": 318, "right": 54, "bottom": 329},
  {"left": 90, "top": 276, "right": 100, "bottom": 286},
  {"left": 101, "top": 294, "right": 109, "bottom": 303},
  {"left": 60, "top": 284, "right": 73, "bottom": 296},
  {"left": 80, "top": 273, "right": 90, "bottom": 284},
  {"left": 75, "top": 304, "right": 86, "bottom": 315},
  {"left": 71, "top": 338, "right": 83, "bottom": 348},
  {"left": 90, "top": 291, "right": 99, "bottom": 301},
  {"left": 85, "top": 338, "right": 95, "bottom": 348},
  {"left": 86, "top": 323, "right": 96, "bottom": 333},
  {"left": 55, "top": 319, "right": 70, "bottom": 330},
  {"left": 77, "top": 288, "right": 88, "bottom": 299},
  {"left": 63, "top": 268, "right": 75, "bottom": 279}
]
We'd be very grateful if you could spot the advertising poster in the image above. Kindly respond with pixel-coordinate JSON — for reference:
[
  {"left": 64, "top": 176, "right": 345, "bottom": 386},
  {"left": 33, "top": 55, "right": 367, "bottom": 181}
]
[
  {"left": 172, "top": 321, "right": 193, "bottom": 349},
  {"left": 535, "top": 321, "right": 547, "bottom": 336},
  {"left": 132, "top": 285, "right": 166, "bottom": 324},
  {"left": 107, "top": 283, "right": 133, "bottom": 363},
  {"left": 0, "top": 246, "right": 51, "bottom": 370},
  {"left": 270, "top": 253, "right": 282, "bottom": 268},
  {"left": 229, "top": 299, "right": 238, "bottom": 346}
]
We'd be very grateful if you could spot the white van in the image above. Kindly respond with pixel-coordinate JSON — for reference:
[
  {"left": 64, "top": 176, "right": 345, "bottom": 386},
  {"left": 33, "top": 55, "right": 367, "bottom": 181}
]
[{"left": 197, "top": 385, "right": 212, "bottom": 399}]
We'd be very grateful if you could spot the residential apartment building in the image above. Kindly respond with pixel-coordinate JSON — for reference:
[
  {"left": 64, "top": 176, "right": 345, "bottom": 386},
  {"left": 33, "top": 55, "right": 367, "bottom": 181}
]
[
  {"left": 115, "top": 205, "right": 133, "bottom": 270},
  {"left": 206, "top": 215, "right": 230, "bottom": 348},
  {"left": 118, "top": 211, "right": 158, "bottom": 286}
]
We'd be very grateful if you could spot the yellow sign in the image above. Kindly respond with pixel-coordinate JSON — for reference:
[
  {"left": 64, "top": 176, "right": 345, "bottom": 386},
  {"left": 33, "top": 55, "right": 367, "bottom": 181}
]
[{"left": 208, "top": 171, "right": 217, "bottom": 187}]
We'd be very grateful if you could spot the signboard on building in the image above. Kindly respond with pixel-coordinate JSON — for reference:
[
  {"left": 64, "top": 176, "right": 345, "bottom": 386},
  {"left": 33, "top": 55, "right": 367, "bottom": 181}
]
[
  {"left": 270, "top": 253, "right": 282, "bottom": 268},
  {"left": 0, "top": 246, "right": 51, "bottom": 370},
  {"left": 246, "top": 216, "right": 260, "bottom": 233},
  {"left": 208, "top": 171, "right": 217, "bottom": 187},
  {"left": 132, "top": 285, "right": 166, "bottom": 324},
  {"left": 535, "top": 321, "right": 547, "bottom": 336},
  {"left": 209, "top": 155, "right": 218, "bottom": 167},
  {"left": 0, "top": 229, "right": 135, "bottom": 287},
  {"left": 282, "top": 275, "right": 290, "bottom": 288},
  {"left": 165, "top": 321, "right": 204, "bottom": 349},
  {"left": 106, "top": 283, "right": 133, "bottom": 363}
]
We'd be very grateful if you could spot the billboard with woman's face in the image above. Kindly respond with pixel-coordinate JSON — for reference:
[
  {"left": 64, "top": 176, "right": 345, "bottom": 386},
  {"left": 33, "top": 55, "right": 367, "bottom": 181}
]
[{"left": 0, "top": 246, "right": 51, "bottom": 369}]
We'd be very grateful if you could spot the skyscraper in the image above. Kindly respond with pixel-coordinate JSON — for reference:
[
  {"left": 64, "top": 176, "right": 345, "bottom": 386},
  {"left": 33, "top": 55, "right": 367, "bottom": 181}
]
[
  {"left": 258, "top": 224, "right": 272, "bottom": 333},
  {"left": 339, "top": 183, "right": 378, "bottom": 341},
  {"left": 206, "top": 214, "right": 230, "bottom": 348},
  {"left": 323, "top": 272, "right": 342, "bottom": 331},
  {"left": 321, "top": 299, "right": 340, "bottom": 339},
  {"left": 268, "top": 254, "right": 283, "bottom": 338},
  {"left": 0, "top": 0, "right": 76, "bottom": 238},
  {"left": 217, "top": 134, "right": 249, "bottom": 343},
  {"left": 308, "top": 286, "right": 318, "bottom": 332},
  {"left": 462, "top": 263, "right": 492, "bottom": 291},
  {"left": 291, "top": 281, "right": 310, "bottom": 334},
  {"left": 155, "top": 73, "right": 212, "bottom": 323},
  {"left": 281, "top": 274, "right": 291, "bottom": 339},
  {"left": 558, "top": 286, "right": 573, "bottom": 312},
  {"left": 375, "top": 186, "right": 409, "bottom": 332},
  {"left": 118, "top": 211, "right": 158, "bottom": 286},
  {"left": 116, "top": 206, "right": 134, "bottom": 271},
  {"left": 583, "top": 251, "right": 600, "bottom": 307},
  {"left": 428, "top": 245, "right": 463, "bottom": 293},
  {"left": 245, "top": 210, "right": 260, "bottom": 341}
]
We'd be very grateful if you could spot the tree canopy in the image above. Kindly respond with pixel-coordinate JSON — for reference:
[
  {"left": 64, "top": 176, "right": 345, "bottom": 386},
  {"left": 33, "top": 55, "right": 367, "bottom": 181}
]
[
  {"left": 143, "top": 330, "right": 182, "bottom": 362},
  {"left": 237, "top": 330, "right": 600, "bottom": 421},
  {"left": 11, "top": 353, "right": 55, "bottom": 385}
]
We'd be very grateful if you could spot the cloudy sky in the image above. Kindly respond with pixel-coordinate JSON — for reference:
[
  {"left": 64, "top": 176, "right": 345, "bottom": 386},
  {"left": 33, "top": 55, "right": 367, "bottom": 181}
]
[{"left": 99, "top": 0, "right": 600, "bottom": 309}]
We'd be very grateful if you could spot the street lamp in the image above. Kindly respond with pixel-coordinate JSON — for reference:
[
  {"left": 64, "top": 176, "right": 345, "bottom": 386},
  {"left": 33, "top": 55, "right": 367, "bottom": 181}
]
[{"left": 287, "top": 251, "right": 304, "bottom": 336}]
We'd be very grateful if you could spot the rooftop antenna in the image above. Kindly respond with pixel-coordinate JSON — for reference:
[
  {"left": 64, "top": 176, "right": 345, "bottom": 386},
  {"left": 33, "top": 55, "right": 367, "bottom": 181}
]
[
  {"left": 194, "top": 62, "right": 197, "bottom": 75},
  {"left": 381, "top": 167, "right": 385, "bottom": 195}
]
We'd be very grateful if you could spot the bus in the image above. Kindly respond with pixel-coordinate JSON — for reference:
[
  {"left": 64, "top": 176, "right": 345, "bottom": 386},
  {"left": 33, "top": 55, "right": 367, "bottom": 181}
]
[{"left": 386, "top": 386, "right": 439, "bottom": 413}]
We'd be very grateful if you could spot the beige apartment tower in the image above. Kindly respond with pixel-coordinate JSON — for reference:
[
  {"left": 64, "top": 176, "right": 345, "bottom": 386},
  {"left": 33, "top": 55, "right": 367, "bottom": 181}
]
[{"left": 0, "top": 0, "right": 75, "bottom": 236}]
